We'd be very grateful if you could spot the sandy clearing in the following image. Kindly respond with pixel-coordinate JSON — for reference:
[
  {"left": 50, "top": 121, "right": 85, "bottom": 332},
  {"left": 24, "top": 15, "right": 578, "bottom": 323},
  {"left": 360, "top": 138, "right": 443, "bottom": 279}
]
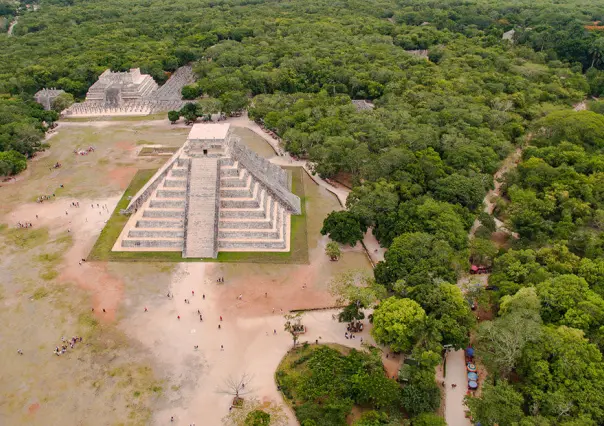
[{"left": 122, "top": 261, "right": 379, "bottom": 426}]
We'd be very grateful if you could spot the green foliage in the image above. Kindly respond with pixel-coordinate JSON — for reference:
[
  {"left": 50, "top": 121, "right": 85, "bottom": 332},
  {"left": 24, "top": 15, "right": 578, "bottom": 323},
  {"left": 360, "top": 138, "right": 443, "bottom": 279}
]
[
  {"left": 371, "top": 297, "right": 427, "bottom": 352},
  {"left": 51, "top": 92, "right": 74, "bottom": 112},
  {"left": 181, "top": 84, "right": 201, "bottom": 100},
  {"left": 0, "top": 96, "right": 51, "bottom": 165},
  {"left": 167, "top": 110, "right": 180, "bottom": 123},
  {"left": 277, "top": 346, "right": 400, "bottom": 426},
  {"left": 321, "top": 211, "right": 366, "bottom": 246},
  {"left": 466, "top": 381, "right": 525, "bottom": 426},
  {"left": 411, "top": 413, "right": 446, "bottom": 426},
  {"left": 406, "top": 282, "right": 475, "bottom": 350},
  {"left": 0, "top": 149, "right": 27, "bottom": 176},
  {"left": 470, "top": 237, "right": 498, "bottom": 267},
  {"left": 244, "top": 410, "right": 270, "bottom": 426},
  {"left": 401, "top": 369, "right": 441, "bottom": 417},
  {"left": 337, "top": 302, "right": 365, "bottom": 323},
  {"left": 325, "top": 241, "right": 341, "bottom": 259},
  {"left": 374, "top": 232, "right": 460, "bottom": 287}
]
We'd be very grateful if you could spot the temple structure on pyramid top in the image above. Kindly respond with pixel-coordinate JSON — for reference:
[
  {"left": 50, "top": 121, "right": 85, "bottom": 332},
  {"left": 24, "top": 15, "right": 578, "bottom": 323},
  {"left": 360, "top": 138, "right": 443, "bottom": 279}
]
[{"left": 114, "top": 123, "right": 301, "bottom": 258}]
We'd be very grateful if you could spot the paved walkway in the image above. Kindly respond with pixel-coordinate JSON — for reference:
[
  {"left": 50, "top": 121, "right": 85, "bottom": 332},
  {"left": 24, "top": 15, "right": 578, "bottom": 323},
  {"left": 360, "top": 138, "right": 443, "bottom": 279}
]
[{"left": 444, "top": 350, "right": 472, "bottom": 426}]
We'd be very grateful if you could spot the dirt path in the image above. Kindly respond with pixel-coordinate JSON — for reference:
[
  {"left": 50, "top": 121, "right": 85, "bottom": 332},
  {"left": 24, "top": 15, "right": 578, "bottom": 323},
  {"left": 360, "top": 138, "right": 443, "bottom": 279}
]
[
  {"left": 573, "top": 100, "right": 587, "bottom": 111},
  {"left": 445, "top": 145, "right": 525, "bottom": 425},
  {"left": 7, "top": 16, "right": 18, "bottom": 36},
  {"left": 468, "top": 147, "right": 522, "bottom": 238}
]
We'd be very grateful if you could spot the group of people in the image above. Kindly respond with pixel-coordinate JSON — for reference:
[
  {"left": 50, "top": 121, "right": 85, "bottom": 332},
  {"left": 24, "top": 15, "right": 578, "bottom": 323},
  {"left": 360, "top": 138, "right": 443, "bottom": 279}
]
[
  {"left": 16, "top": 221, "right": 33, "bottom": 228},
  {"left": 216, "top": 277, "right": 225, "bottom": 283},
  {"left": 36, "top": 194, "right": 55, "bottom": 203},
  {"left": 54, "top": 336, "right": 83, "bottom": 356},
  {"left": 73, "top": 146, "right": 96, "bottom": 156}
]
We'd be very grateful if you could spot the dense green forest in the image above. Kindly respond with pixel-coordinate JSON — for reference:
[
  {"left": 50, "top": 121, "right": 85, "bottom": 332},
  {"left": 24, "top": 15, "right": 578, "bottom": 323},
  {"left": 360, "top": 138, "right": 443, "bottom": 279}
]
[{"left": 3, "top": 0, "right": 604, "bottom": 423}]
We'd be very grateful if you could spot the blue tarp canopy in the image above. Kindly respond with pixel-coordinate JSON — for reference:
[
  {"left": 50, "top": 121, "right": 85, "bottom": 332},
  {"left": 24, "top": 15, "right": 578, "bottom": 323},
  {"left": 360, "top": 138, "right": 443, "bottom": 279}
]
[{"left": 466, "top": 347, "right": 475, "bottom": 357}]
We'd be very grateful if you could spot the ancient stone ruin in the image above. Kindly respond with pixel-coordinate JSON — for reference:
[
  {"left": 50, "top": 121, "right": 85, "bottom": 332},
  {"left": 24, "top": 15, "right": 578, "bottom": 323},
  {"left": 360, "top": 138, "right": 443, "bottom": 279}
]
[
  {"left": 84, "top": 68, "right": 158, "bottom": 105},
  {"left": 64, "top": 66, "right": 195, "bottom": 117},
  {"left": 34, "top": 88, "right": 65, "bottom": 110},
  {"left": 114, "top": 123, "right": 301, "bottom": 258}
]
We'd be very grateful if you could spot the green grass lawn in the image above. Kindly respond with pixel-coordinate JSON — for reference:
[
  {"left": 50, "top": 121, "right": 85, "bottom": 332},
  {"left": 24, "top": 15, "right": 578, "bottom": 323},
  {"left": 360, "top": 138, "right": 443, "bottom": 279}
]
[
  {"left": 61, "top": 112, "right": 168, "bottom": 122},
  {"left": 87, "top": 167, "right": 309, "bottom": 264}
]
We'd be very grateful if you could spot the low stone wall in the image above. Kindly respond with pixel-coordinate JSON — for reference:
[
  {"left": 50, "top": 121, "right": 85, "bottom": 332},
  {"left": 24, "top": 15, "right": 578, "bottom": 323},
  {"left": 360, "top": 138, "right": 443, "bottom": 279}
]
[
  {"left": 128, "top": 230, "right": 184, "bottom": 238},
  {"left": 149, "top": 200, "right": 185, "bottom": 208},
  {"left": 218, "top": 240, "right": 286, "bottom": 249},
  {"left": 143, "top": 209, "right": 184, "bottom": 218},
  {"left": 218, "top": 229, "right": 280, "bottom": 239},
  {"left": 157, "top": 190, "right": 186, "bottom": 198},
  {"left": 171, "top": 168, "right": 187, "bottom": 177},
  {"left": 220, "top": 168, "right": 239, "bottom": 178},
  {"left": 136, "top": 220, "right": 183, "bottom": 228},
  {"left": 122, "top": 239, "right": 183, "bottom": 248},
  {"left": 220, "top": 188, "right": 252, "bottom": 198},
  {"left": 164, "top": 179, "right": 186, "bottom": 188},
  {"left": 220, "top": 209, "right": 266, "bottom": 219},
  {"left": 220, "top": 177, "right": 248, "bottom": 188},
  {"left": 218, "top": 219, "right": 273, "bottom": 229},
  {"left": 220, "top": 199, "right": 260, "bottom": 209}
]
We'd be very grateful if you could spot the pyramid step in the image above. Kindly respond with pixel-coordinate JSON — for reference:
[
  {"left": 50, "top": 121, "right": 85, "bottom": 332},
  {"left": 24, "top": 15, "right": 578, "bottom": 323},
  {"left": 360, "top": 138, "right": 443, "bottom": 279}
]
[
  {"left": 136, "top": 219, "right": 184, "bottom": 228},
  {"left": 218, "top": 219, "right": 274, "bottom": 229},
  {"left": 128, "top": 230, "right": 185, "bottom": 238},
  {"left": 143, "top": 209, "right": 184, "bottom": 219},
  {"left": 217, "top": 239, "right": 286, "bottom": 249},
  {"left": 149, "top": 200, "right": 185, "bottom": 208},
  {"left": 122, "top": 239, "right": 183, "bottom": 249},
  {"left": 220, "top": 168, "right": 239, "bottom": 177},
  {"left": 170, "top": 168, "right": 188, "bottom": 177},
  {"left": 220, "top": 178, "right": 248, "bottom": 188},
  {"left": 217, "top": 229, "right": 280, "bottom": 239},
  {"left": 156, "top": 190, "right": 186, "bottom": 198},
  {"left": 220, "top": 199, "right": 260, "bottom": 209},
  {"left": 164, "top": 179, "right": 186, "bottom": 188},
  {"left": 220, "top": 188, "right": 253, "bottom": 198},
  {"left": 220, "top": 209, "right": 266, "bottom": 219}
]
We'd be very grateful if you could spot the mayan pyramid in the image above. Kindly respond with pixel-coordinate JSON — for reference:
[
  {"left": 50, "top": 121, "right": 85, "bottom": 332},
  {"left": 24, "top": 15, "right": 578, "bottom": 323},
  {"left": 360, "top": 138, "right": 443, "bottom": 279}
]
[{"left": 114, "top": 123, "right": 301, "bottom": 258}]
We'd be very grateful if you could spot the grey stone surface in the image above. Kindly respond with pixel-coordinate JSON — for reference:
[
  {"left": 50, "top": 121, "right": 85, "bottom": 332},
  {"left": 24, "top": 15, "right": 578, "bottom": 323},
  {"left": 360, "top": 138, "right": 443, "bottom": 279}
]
[
  {"left": 128, "top": 230, "right": 184, "bottom": 238},
  {"left": 164, "top": 179, "right": 187, "bottom": 188},
  {"left": 156, "top": 190, "right": 186, "bottom": 198},
  {"left": 122, "top": 239, "right": 183, "bottom": 248},
  {"left": 136, "top": 220, "right": 183, "bottom": 228},
  {"left": 149, "top": 200, "right": 185, "bottom": 208},
  {"left": 34, "top": 88, "right": 65, "bottom": 111},
  {"left": 183, "top": 158, "right": 219, "bottom": 258},
  {"left": 227, "top": 136, "right": 301, "bottom": 214},
  {"left": 143, "top": 209, "right": 184, "bottom": 218}
]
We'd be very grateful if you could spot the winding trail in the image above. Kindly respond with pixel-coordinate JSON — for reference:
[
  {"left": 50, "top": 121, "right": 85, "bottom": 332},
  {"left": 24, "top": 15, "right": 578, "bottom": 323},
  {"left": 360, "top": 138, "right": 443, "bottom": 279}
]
[
  {"left": 7, "top": 16, "right": 18, "bottom": 36},
  {"left": 446, "top": 145, "right": 524, "bottom": 426}
]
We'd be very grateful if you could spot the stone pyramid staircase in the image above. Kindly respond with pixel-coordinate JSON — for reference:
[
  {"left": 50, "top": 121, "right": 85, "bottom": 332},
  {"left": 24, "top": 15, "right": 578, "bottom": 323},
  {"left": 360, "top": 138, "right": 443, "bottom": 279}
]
[
  {"left": 217, "top": 159, "right": 289, "bottom": 251},
  {"left": 120, "top": 158, "right": 189, "bottom": 250}
]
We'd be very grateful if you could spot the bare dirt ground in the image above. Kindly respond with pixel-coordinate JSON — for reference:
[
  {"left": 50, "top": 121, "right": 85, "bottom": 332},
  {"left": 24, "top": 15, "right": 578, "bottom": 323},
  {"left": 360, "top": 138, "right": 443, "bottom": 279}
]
[{"left": 0, "top": 119, "right": 374, "bottom": 425}]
